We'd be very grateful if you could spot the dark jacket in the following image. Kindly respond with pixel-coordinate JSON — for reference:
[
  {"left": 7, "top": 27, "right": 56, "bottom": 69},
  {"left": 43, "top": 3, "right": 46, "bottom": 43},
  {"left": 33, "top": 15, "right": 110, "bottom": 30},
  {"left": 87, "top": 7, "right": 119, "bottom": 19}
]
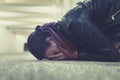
[{"left": 52, "top": 0, "right": 120, "bottom": 61}]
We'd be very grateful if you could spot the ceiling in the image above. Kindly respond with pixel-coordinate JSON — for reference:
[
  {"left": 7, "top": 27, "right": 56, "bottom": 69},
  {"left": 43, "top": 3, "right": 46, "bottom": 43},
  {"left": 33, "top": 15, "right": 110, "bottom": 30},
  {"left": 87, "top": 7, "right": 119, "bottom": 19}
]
[{"left": 0, "top": 0, "right": 80, "bottom": 36}]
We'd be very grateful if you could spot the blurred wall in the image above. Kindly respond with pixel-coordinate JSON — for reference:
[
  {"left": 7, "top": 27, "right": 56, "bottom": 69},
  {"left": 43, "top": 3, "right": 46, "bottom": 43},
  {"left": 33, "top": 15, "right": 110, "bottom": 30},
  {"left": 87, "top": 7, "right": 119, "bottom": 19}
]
[
  {"left": 0, "top": 26, "right": 16, "bottom": 53},
  {"left": 0, "top": 26, "right": 27, "bottom": 54},
  {"left": 0, "top": 0, "right": 83, "bottom": 54},
  {"left": 15, "top": 35, "right": 27, "bottom": 53}
]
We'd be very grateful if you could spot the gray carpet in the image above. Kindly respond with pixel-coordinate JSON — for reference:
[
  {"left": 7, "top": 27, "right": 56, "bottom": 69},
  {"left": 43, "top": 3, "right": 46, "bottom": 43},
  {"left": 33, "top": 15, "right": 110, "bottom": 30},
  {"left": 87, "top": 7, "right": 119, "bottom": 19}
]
[{"left": 0, "top": 53, "right": 120, "bottom": 80}]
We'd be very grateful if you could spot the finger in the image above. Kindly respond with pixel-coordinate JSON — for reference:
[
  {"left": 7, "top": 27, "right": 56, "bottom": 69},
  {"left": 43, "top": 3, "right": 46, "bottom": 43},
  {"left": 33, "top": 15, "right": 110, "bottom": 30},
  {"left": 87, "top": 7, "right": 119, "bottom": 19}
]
[
  {"left": 47, "top": 53, "right": 64, "bottom": 59},
  {"left": 53, "top": 56, "right": 67, "bottom": 60},
  {"left": 48, "top": 53, "right": 63, "bottom": 58}
]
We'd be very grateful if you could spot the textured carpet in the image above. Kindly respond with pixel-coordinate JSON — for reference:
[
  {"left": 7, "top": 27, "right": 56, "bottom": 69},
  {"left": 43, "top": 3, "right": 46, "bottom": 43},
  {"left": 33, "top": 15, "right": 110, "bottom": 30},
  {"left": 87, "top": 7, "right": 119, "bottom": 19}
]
[{"left": 0, "top": 53, "right": 120, "bottom": 80}]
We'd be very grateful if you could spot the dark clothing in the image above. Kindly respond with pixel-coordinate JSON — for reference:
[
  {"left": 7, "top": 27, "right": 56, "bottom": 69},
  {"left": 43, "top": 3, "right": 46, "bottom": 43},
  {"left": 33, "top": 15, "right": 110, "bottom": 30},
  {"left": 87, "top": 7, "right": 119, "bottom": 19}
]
[{"left": 52, "top": 0, "right": 120, "bottom": 61}]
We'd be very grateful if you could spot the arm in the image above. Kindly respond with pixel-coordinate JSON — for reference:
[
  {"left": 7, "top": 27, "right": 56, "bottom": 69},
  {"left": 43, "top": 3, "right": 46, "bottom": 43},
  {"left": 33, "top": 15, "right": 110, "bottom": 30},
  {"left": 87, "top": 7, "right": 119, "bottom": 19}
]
[
  {"left": 57, "top": 0, "right": 120, "bottom": 61},
  {"left": 70, "top": 18, "right": 120, "bottom": 62},
  {"left": 60, "top": 0, "right": 120, "bottom": 62}
]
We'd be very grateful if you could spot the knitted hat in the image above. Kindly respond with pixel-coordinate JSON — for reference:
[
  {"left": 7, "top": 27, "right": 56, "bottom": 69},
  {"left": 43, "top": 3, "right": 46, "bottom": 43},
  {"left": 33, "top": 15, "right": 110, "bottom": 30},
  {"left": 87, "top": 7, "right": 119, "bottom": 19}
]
[{"left": 27, "top": 25, "right": 49, "bottom": 60}]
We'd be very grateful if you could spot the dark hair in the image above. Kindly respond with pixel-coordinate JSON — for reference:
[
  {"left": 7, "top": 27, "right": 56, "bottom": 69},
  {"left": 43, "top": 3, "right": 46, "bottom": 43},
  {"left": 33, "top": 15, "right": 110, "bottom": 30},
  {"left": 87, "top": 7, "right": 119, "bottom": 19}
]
[{"left": 27, "top": 25, "right": 49, "bottom": 60}]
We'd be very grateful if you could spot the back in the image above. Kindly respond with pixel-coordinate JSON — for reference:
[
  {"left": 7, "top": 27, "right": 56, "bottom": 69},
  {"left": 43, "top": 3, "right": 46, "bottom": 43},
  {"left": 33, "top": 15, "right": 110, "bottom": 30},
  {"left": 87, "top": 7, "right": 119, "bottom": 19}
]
[{"left": 92, "top": 0, "right": 120, "bottom": 42}]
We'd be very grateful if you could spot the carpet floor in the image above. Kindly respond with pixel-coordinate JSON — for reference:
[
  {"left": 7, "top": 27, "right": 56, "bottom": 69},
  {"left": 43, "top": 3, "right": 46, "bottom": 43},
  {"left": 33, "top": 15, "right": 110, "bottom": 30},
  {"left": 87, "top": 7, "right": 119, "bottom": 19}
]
[{"left": 0, "top": 53, "right": 120, "bottom": 80}]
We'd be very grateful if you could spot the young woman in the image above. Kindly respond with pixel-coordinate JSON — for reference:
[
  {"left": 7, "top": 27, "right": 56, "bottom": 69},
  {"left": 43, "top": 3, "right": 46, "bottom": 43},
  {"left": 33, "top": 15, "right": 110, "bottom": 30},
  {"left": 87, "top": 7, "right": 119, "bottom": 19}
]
[{"left": 27, "top": 0, "right": 120, "bottom": 61}]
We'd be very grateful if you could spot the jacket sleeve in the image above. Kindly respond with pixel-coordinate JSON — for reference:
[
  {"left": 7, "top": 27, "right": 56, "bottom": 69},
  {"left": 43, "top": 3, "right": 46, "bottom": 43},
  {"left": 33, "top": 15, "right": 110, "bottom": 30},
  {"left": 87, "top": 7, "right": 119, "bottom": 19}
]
[
  {"left": 58, "top": 0, "right": 120, "bottom": 61},
  {"left": 70, "top": 15, "right": 120, "bottom": 62},
  {"left": 57, "top": 0, "right": 93, "bottom": 48}
]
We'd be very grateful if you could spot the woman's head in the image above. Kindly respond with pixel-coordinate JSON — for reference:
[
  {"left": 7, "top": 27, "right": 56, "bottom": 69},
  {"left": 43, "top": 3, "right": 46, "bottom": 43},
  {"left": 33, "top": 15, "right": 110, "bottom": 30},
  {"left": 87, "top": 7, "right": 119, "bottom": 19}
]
[
  {"left": 27, "top": 22, "right": 76, "bottom": 60},
  {"left": 27, "top": 23, "right": 61, "bottom": 60}
]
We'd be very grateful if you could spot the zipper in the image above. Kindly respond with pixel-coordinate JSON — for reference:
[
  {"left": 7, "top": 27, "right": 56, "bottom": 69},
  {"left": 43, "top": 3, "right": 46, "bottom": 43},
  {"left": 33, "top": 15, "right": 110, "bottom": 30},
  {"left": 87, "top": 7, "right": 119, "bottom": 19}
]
[{"left": 111, "top": 10, "right": 120, "bottom": 20}]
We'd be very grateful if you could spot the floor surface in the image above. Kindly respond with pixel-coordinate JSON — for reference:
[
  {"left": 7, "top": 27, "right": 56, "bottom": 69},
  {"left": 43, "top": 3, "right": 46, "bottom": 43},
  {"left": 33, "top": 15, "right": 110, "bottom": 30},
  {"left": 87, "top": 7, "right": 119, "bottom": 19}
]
[{"left": 0, "top": 52, "right": 120, "bottom": 80}]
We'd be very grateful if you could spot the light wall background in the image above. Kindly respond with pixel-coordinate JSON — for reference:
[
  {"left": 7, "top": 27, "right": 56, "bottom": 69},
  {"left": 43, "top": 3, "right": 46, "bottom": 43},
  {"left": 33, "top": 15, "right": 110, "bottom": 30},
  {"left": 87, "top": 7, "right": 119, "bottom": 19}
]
[{"left": 0, "top": 0, "right": 83, "bottom": 54}]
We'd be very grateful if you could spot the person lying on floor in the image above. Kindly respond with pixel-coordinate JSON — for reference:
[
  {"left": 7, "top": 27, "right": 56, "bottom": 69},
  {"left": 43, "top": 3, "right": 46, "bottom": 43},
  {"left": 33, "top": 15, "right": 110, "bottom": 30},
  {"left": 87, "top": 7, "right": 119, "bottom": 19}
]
[{"left": 27, "top": 0, "right": 120, "bottom": 61}]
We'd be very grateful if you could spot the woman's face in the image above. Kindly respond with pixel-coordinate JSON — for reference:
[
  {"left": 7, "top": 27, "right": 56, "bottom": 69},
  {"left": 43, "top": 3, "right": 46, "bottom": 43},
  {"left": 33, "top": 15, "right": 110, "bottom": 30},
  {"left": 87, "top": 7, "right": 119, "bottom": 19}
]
[
  {"left": 44, "top": 37, "right": 77, "bottom": 60},
  {"left": 45, "top": 37, "right": 69, "bottom": 60},
  {"left": 46, "top": 40, "right": 60, "bottom": 55}
]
